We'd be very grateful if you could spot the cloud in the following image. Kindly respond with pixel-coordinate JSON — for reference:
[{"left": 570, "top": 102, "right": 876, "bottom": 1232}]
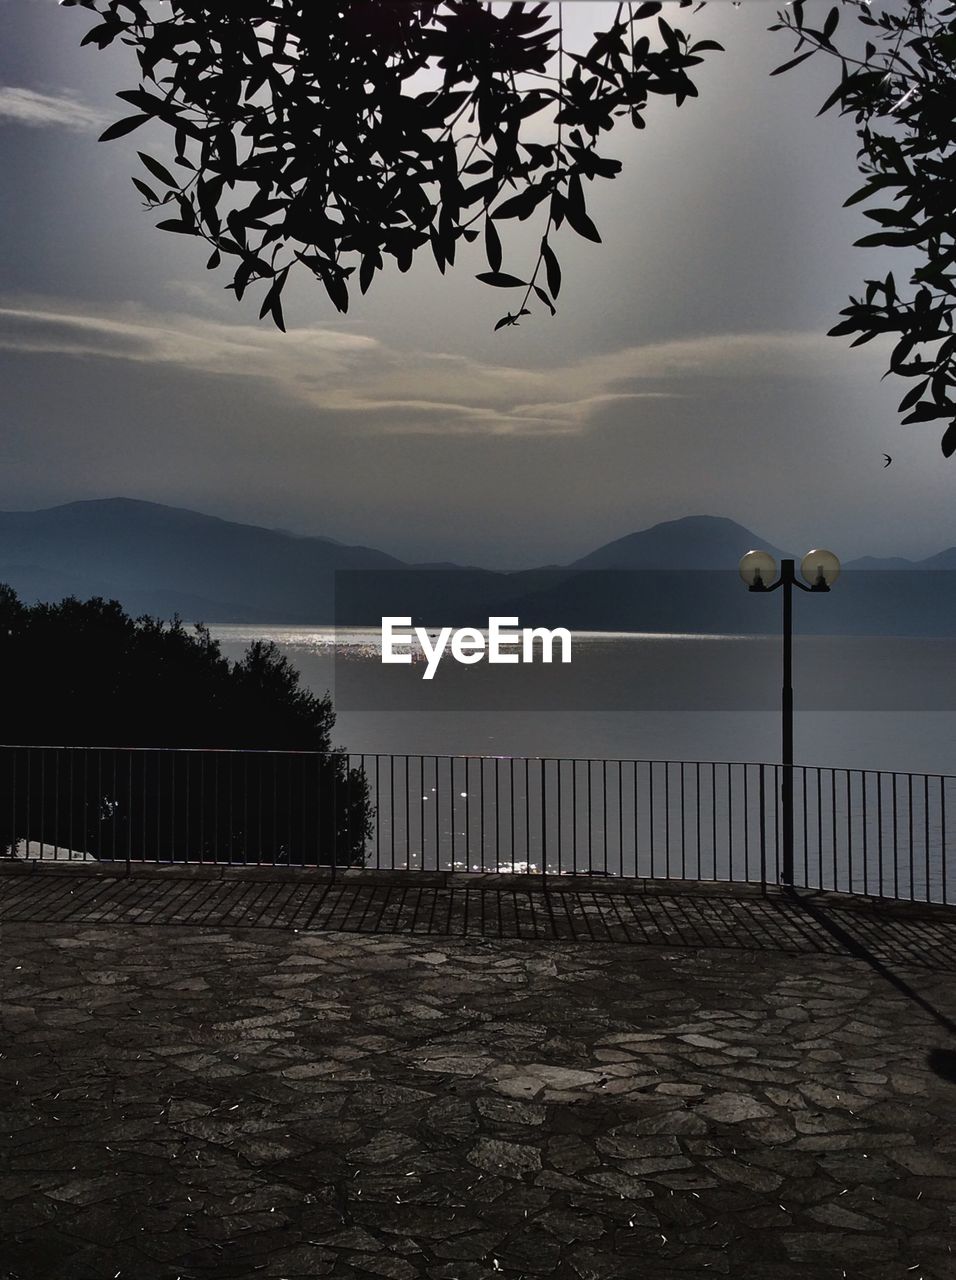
[
  {"left": 0, "top": 301, "right": 374, "bottom": 370},
  {"left": 0, "top": 298, "right": 887, "bottom": 438},
  {"left": 0, "top": 86, "right": 106, "bottom": 131}
]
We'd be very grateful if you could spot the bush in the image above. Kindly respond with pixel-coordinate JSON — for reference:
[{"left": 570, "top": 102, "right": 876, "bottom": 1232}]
[{"left": 0, "top": 588, "right": 370, "bottom": 865}]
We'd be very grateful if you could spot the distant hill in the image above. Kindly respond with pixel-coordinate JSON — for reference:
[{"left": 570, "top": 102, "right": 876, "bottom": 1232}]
[
  {"left": 920, "top": 548, "right": 956, "bottom": 571},
  {"left": 0, "top": 498, "right": 403, "bottom": 622},
  {"left": 2, "top": 499, "right": 955, "bottom": 633},
  {"left": 575, "top": 516, "right": 956, "bottom": 576},
  {"left": 841, "top": 555, "right": 919, "bottom": 571},
  {"left": 570, "top": 515, "right": 788, "bottom": 571}
]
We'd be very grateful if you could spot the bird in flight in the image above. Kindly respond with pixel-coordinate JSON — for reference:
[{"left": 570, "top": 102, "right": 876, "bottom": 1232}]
[{"left": 883, "top": 454, "right": 892, "bottom": 468}]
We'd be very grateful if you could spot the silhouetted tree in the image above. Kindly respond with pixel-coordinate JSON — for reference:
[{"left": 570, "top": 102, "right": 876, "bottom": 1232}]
[
  {"left": 64, "top": 0, "right": 956, "bottom": 455},
  {"left": 772, "top": 1, "right": 956, "bottom": 455},
  {"left": 64, "top": 0, "right": 716, "bottom": 330},
  {"left": 0, "top": 592, "right": 370, "bottom": 865}
]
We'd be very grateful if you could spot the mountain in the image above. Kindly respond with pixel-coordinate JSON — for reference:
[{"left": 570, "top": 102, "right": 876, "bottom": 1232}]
[
  {"left": 842, "top": 555, "right": 919, "bottom": 571},
  {"left": 556, "top": 517, "right": 956, "bottom": 635},
  {"left": 0, "top": 498, "right": 403, "bottom": 622},
  {"left": 920, "top": 547, "right": 956, "bottom": 571},
  {"left": 2, "top": 499, "right": 955, "bottom": 634},
  {"left": 569, "top": 515, "right": 787, "bottom": 571}
]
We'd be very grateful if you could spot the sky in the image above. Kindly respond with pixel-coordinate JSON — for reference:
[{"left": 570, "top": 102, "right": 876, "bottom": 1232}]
[{"left": 0, "top": 0, "right": 953, "bottom": 569}]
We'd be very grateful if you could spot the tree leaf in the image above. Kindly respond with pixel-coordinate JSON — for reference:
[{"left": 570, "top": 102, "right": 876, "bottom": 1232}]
[
  {"left": 131, "top": 177, "right": 158, "bottom": 203},
  {"left": 492, "top": 185, "right": 550, "bottom": 221},
  {"left": 476, "top": 272, "right": 526, "bottom": 288},
  {"left": 155, "top": 219, "right": 195, "bottom": 234},
  {"left": 564, "top": 201, "right": 602, "bottom": 244},
  {"left": 542, "top": 239, "right": 561, "bottom": 298},
  {"left": 99, "top": 114, "right": 149, "bottom": 142},
  {"left": 259, "top": 266, "right": 290, "bottom": 331},
  {"left": 770, "top": 49, "right": 815, "bottom": 77},
  {"left": 898, "top": 380, "right": 929, "bottom": 413},
  {"left": 566, "top": 171, "right": 587, "bottom": 221},
  {"left": 485, "top": 218, "right": 502, "bottom": 274},
  {"left": 138, "top": 151, "right": 177, "bottom": 188},
  {"left": 359, "top": 254, "right": 376, "bottom": 296},
  {"left": 533, "top": 284, "right": 556, "bottom": 315},
  {"left": 902, "top": 401, "right": 948, "bottom": 423}
]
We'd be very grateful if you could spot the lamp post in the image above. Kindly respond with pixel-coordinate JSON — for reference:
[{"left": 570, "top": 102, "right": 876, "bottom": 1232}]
[{"left": 738, "top": 548, "right": 841, "bottom": 885}]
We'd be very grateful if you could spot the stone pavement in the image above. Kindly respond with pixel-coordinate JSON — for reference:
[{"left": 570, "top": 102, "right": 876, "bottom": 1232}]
[{"left": 2, "top": 866, "right": 956, "bottom": 1279}]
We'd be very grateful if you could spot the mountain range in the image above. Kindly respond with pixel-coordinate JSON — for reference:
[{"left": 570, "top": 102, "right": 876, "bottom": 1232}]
[{"left": 1, "top": 499, "right": 954, "bottom": 634}]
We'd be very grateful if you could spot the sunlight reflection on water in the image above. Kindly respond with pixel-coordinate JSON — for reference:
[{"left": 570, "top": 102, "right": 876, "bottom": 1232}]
[{"left": 208, "top": 627, "right": 956, "bottom": 775}]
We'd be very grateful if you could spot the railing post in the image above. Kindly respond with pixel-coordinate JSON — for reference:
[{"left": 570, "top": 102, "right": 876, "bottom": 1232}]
[
  {"left": 330, "top": 754, "right": 337, "bottom": 883},
  {"left": 942, "top": 777, "right": 948, "bottom": 906},
  {"left": 540, "top": 757, "right": 547, "bottom": 889},
  {"left": 759, "top": 764, "right": 767, "bottom": 895},
  {"left": 126, "top": 749, "right": 132, "bottom": 878}
]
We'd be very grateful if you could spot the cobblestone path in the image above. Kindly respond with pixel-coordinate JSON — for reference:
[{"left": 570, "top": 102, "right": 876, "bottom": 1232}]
[{"left": 2, "top": 869, "right": 956, "bottom": 1278}]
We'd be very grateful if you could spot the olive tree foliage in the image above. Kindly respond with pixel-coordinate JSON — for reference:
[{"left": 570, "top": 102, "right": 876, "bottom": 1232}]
[
  {"left": 62, "top": 0, "right": 720, "bottom": 331},
  {"left": 64, "top": 1, "right": 956, "bottom": 454},
  {"left": 771, "top": 0, "right": 956, "bottom": 455}
]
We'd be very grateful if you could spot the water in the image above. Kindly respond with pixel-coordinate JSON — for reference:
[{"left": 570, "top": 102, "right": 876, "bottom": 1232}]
[
  {"left": 16, "top": 629, "right": 955, "bottom": 898},
  {"left": 210, "top": 626, "right": 956, "bottom": 776},
  {"left": 199, "top": 628, "right": 956, "bottom": 899}
]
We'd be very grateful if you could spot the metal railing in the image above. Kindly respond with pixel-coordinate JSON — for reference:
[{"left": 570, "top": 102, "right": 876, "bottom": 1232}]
[{"left": 1, "top": 746, "right": 953, "bottom": 905}]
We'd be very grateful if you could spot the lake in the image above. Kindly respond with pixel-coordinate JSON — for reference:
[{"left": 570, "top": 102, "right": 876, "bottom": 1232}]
[
  {"left": 210, "top": 626, "right": 956, "bottom": 777},
  {"left": 203, "top": 627, "right": 953, "bottom": 899}
]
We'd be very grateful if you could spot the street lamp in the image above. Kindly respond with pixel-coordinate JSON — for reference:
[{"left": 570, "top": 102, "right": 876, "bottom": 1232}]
[{"left": 738, "top": 548, "right": 840, "bottom": 885}]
